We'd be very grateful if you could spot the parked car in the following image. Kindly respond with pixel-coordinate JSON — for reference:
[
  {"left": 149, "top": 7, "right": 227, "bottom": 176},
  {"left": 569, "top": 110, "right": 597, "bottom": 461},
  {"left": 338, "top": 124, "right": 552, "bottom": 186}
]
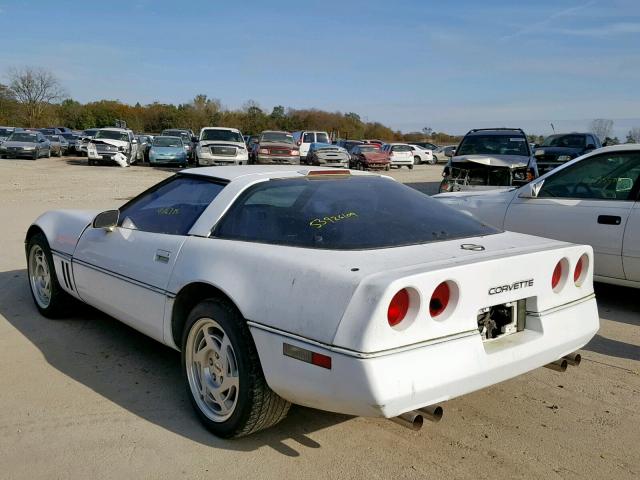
[
  {"left": 195, "top": 127, "right": 248, "bottom": 166},
  {"left": 149, "top": 136, "right": 188, "bottom": 167},
  {"left": 349, "top": 144, "right": 390, "bottom": 170},
  {"left": 25, "top": 167, "right": 598, "bottom": 438},
  {"left": 534, "top": 133, "right": 602, "bottom": 175},
  {"left": 162, "top": 129, "right": 196, "bottom": 162},
  {"left": 45, "top": 135, "right": 69, "bottom": 157},
  {"left": 87, "top": 128, "right": 139, "bottom": 166},
  {"left": 432, "top": 145, "right": 456, "bottom": 163},
  {"left": 336, "top": 140, "right": 364, "bottom": 153},
  {"left": 292, "top": 131, "right": 331, "bottom": 161},
  {"left": 381, "top": 143, "right": 416, "bottom": 169},
  {"left": 412, "top": 141, "right": 438, "bottom": 151},
  {"left": 440, "top": 128, "right": 537, "bottom": 193},
  {"left": 0, "top": 126, "right": 22, "bottom": 143},
  {"left": 435, "top": 145, "right": 640, "bottom": 287},
  {"left": 136, "top": 135, "right": 154, "bottom": 162},
  {"left": 50, "top": 126, "right": 73, "bottom": 134},
  {"left": 78, "top": 128, "right": 99, "bottom": 156},
  {"left": 38, "top": 128, "right": 63, "bottom": 136},
  {"left": 305, "top": 143, "right": 349, "bottom": 168},
  {"left": 0, "top": 131, "right": 50, "bottom": 159},
  {"left": 251, "top": 131, "right": 300, "bottom": 165},
  {"left": 409, "top": 144, "right": 435, "bottom": 165},
  {"left": 361, "top": 139, "right": 384, "bottom": 147},
  {"left": 59, "top": 133, "right": 81, "bottom": 154}
]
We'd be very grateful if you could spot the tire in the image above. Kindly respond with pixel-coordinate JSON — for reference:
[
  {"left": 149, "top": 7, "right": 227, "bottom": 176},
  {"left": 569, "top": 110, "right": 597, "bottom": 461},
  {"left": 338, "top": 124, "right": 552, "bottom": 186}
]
[
  {"left": 32, "top": 150, "right": 38, "bottom": 160},
  {"left": 408, "top": 164, "right": 414, "bottom": 170},
  {"left": 47, "top": 148, "right": 51, "bottom": 158},
  {"left": 414, "top": 156, "right": 421, "bottom": 165},
  {"left": 384, "top": 165, "right": 390, "bottom": 171},
  {"left": 26, "top": 232, "right": 73, "bottom": 318},
  {"left": 182, "top": 298, "right": 290, "bottom": 438},
  {"left": 195, "top": 156, "right": 201, "bottom": 167}
]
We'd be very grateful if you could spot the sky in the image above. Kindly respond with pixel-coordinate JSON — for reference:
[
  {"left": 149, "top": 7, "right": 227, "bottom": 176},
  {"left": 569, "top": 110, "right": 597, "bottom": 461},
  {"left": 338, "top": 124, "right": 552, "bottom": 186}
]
[{"left": 0, "top": 0, "right": 639, "bottom": 138}]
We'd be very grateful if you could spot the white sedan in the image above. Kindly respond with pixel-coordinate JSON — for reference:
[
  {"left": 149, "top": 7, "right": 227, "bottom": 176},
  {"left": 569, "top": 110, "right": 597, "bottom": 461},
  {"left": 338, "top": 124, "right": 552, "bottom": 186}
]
[
  {"left": 408, "top": 144, "right": 435, "bottom": 165},
  {"left": 26, "top": 166, "right": 598, "bottom": 438},
  {"left": 435, "top": 145, "right": 640, "bottom": 288}
]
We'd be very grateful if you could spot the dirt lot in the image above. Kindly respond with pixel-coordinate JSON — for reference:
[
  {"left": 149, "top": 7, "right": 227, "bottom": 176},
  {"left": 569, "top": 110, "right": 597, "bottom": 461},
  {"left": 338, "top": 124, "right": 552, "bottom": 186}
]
[{"left": 0, "top": 157, "right": 638, "bottom": 480}]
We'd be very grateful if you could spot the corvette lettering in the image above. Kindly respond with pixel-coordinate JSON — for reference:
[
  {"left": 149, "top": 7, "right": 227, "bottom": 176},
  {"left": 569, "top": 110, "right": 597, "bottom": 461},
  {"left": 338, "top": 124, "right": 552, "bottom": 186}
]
[{"left": 488, "top": 279, "right": 534, "bottom": 295}]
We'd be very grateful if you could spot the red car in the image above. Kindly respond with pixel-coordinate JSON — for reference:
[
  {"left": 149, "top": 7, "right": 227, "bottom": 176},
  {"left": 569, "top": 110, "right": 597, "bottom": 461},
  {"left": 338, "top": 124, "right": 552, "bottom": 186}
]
[{"left": 349, "top": 144, "right": 390, "bottom": 171}]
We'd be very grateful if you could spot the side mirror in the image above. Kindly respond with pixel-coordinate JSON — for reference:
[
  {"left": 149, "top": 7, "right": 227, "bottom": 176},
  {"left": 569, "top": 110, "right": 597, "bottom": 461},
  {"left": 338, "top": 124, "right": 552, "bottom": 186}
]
[
  {"left": 519, "top": 180, "right": 544, "bottom": 198},
  {"left": 445, "top": 149, "right": 455, "bottom": 157},
  {"left": 93, "top": 209, "right": 119, "bottom": 230}
]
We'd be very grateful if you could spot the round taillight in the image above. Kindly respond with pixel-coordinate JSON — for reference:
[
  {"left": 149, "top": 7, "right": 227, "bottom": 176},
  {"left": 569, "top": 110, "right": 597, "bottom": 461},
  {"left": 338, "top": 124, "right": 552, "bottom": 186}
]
[
  {"left": 430, "top": 282, "right": 450, "bottom": 317},
  {"left": 552, "top": 261, "right": 563, "bottom": 290},
  {"left": 388, "top": 289, "right": 410, "bottom": 327},
  {"left": 574, "top": 257, "right": 584, "bottom": 283}
]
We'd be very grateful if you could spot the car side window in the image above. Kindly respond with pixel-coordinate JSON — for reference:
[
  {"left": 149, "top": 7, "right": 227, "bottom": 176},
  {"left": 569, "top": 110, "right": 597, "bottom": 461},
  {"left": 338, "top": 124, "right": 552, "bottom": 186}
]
[
  {"left": 118, "top": 176, "right": 226, "bottom": 235},
  {"left": 537, "top": 152, "right": 640, "bottom": 201},
  {"left": 303, "top": 132, "right": 315, "bottom": 143}
]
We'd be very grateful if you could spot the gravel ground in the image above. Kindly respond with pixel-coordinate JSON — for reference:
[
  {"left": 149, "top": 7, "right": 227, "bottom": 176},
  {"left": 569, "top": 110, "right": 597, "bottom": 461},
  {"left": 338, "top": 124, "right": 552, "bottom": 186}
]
[{"left": 0, "top": 156, "right": 638, "bottom": 480}]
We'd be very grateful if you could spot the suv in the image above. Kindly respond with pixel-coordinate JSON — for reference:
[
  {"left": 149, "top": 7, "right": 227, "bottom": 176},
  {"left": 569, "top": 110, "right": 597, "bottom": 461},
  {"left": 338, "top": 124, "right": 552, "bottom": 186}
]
[
  {"left": 195, "top": 127, "right": 248, "bottom": 166},
  {"left": 439, "top": 128, "right": 537, "bottom": 193},
  {"left": 251, "top": 131, "right": 300, "bottom": 165},
  {"left": 292, "top": 131, "right": 330, "bottom": 161},
  {"left": 161, "top": 129, "right": 196, "bottom": 162},
  {"left": 87, "top": 128, "right": 139, "bottom": 166},
  {"left": 534, "top": 133, "right": 601, "bottom": 175}
]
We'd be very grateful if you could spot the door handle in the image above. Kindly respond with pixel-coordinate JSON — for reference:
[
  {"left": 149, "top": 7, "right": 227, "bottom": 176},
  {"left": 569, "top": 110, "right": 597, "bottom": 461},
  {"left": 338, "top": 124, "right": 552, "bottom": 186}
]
[
  {"left": 597, "top": 215, "right": 622, "bottom": 225},
  {"left": 155, "top": 249, "right": 171, "bottom": 263}
]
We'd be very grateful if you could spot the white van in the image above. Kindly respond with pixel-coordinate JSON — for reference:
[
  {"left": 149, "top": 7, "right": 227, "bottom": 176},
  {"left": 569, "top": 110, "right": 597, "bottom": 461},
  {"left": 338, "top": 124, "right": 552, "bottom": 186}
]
[{"left": 292, "top": 130, "right": 330, "bottom": 160}]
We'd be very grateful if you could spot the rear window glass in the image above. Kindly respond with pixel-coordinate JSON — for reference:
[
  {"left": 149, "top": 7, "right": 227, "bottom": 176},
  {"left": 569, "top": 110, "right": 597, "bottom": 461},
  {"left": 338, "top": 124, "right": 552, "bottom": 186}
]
[
  {"left": 303, "top": 133, "right": 315, "bottom": 143},
  {"left": 214, "top": 176, "right": 499, "bottom": 249},
  {"left": 392, "top": 145, "right": 412, "bottom": 152}
]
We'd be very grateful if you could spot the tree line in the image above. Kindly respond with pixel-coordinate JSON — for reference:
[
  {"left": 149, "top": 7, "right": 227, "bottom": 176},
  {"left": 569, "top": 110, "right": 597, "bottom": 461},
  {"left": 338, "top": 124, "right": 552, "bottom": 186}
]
[{"left": 0, "top": 66, "right": 461, "bottom": 144}]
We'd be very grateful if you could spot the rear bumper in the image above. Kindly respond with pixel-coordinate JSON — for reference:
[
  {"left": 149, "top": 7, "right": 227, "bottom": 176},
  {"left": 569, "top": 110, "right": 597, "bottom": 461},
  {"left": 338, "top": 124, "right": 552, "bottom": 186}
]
[{"left": 250, "top": 296, "right": 598, "bottom": 418}]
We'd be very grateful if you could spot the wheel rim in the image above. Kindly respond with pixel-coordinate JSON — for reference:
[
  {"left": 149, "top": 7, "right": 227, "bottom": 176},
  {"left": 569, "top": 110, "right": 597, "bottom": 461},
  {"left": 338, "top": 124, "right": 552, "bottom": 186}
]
[
  {"left": 28, "top": 244, "right": 51, "bottom": 308},
  {"left": 186, "top": 317, "right": 239, "bottom": 422}
]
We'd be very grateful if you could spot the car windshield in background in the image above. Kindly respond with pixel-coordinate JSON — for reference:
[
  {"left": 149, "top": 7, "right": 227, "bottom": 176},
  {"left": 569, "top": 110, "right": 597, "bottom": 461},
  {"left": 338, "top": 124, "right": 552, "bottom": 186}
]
[
  {"left": 0, "top": 128, "right": 12, "bottom": 136},
  {"left": 316, "top": 133, "right": 329, "bottom": 143},
  {"left": 46, "top": 136, "right": 59, "bottom": 141},
  {"left": 261, "top": 132, "right": 294, "bottom": 144},
  {"left": 392, "top": 145, "right": 412, "bottom": 152},
  {"left": 83, "top": 130, "right": 98, "bottom": 136},
  {"left": 359, "top": 146, "right": 379, "bottom": 152},
  {"left": 457, "top": 135, "right": 529, "bottom": 156},
  {"left": 201, "top": 130, "right": 244, "bottom": 142},
  {"left": 95, "top": 130, "right": 129, "bottom": 141},
  {"left": 541, "top": 135, "right": 586, "bottom": 148},
  {"left": 8, "top": 133, "right": 37, "bottom": 142},
  {"left": 154, "top": 137, "right": 183, "bottom": 147},
  {"left": 61, "top": 133, "right": 77, "bottom": 140},
  {"left": 215, "top": 176, "right": 499, "bottom": 249}
]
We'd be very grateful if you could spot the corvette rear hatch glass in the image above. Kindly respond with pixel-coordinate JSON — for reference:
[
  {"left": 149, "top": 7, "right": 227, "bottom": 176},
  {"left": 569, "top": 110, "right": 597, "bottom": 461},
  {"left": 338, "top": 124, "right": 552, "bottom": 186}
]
[{"left": 214, "top": 176, "right": 500, "bottom": 249}]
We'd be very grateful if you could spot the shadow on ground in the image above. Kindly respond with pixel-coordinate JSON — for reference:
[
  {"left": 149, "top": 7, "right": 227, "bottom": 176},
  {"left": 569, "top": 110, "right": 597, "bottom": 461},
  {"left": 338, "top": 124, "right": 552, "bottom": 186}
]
[
  {"left": 405, "top": 181, "right": 441, "bottom": 196},
  {"left": 0, "top": 268, "right": 351, "bottom": 455}
]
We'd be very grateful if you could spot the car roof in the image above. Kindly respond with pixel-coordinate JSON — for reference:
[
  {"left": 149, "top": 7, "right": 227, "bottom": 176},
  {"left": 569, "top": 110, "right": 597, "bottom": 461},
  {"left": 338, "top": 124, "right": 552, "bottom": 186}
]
[
  {"left": 181, "top": 165, "right": 376, "bottom": 182},
  {"left": 466, "top": 129, "right": 525, "bottom": 136},
  {"left": 201, "top": 127, "right": 239, "bottom": 132}
]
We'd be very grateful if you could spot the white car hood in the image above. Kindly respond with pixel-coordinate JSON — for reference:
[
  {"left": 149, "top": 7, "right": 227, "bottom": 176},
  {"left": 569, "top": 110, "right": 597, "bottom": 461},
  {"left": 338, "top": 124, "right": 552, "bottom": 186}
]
[{"left": 91, "top": 138, "right": 129, "bottom": 148}]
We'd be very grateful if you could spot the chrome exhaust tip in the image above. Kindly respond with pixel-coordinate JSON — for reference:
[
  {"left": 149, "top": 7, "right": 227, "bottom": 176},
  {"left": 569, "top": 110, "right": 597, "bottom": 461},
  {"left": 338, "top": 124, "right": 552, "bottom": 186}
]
[
  {"left": 390, "top": 410, "right": 424, "bottom": 431},
  {"left": 418, "top": 405, "right": 443, "bottom": 423},
  {"left": 563, "top": 352, "right": 581, "bottom": 366},
  {"left": 544, "top": 358, "right": 568, "bottom": 372}
]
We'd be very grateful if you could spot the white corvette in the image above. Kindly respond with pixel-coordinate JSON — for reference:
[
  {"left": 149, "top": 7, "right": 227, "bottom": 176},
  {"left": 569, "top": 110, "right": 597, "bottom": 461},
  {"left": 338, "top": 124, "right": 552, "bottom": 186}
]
[
  {"left": 25, "top": 166, "right": 599, "bottom": 437},
  {"left": 435, "top": 145, "right": 640, "bottom": 288}
]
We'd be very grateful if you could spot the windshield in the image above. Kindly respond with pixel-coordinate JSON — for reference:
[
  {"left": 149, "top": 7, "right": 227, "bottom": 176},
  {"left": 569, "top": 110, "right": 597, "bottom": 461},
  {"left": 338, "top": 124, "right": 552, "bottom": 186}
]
[
  {"left": 541, "top": 134, "right": 586, "bottom": 148},
  {"left": 39, "top": 129, "right": 56, "bottom": 135},
  {"left": 201, "top": 129, "right": 244, "bottom": 142},
  {"left": 261, "top": 132, "right": 294, "bottom": 144},
  {"left": 61, "top": 133, "right": 76, "bottom": 140},
  {"left": 359, "top": 146, "right": 379, "bottom": 152},
  {"left": 95, "top": 130, "right": 129, "bottom": 141},
  {"left": 83, "top": 129, "right": 98, "bottom": 137},
  {"left": 316, "top": 133, "right": 329, "bottom": 143},
  {"left": 0, "top": 128, "right": 12, "bottom": 137},
  {"left": 8, "top": 132, "right": 38, "bottom": 143},
  {"left": 215, "top": 176, "right": 499, "bottom": 249},
  {"left": 457, "top": 134, "right": 529, "bottom": 156},
  {"left": 46, "top": 135, "right": 59, "bottom": 141},
  {"left": 163, "top": 130, "right": 191, "bottom": 141},
  {"left": 153, "top": 136, "right": 183, "bottom": 147},
  {"left": 392, "top": 145, "right": 412, "bottom": 152}
]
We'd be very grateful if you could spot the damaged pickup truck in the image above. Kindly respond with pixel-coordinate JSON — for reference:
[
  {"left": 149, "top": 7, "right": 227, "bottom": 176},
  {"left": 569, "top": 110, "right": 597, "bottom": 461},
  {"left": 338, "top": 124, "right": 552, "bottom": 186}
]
[
  {"left": 439, "top": 128, "right": 538, "bottom": 193},
  {"left": 87, "top": 128, "right": 140, "bottom": 167}
]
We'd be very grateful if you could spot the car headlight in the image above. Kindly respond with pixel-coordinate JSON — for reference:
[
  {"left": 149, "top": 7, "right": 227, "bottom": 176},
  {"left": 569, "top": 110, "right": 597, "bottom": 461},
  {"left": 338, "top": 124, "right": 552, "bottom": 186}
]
[
  {"left": 258, "top": 148, "right": 269, "bottom": 154},
  {"left": 24, "top": 146, "right": 35, "bottom": 150},
  {"left": 557, "top": 155, "right": 572, "bottom": 161},
  {"left": 291, "top": 150, "right": 300, "bottom": 156}
]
